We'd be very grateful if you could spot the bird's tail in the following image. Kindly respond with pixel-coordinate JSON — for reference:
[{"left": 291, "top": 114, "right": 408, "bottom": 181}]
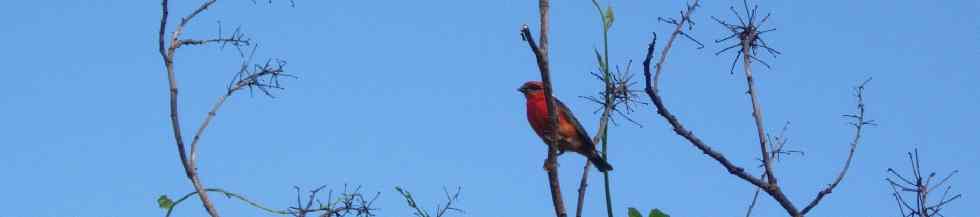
[{"left": 587, "top": 152, "right": 614, "bottom": 172}]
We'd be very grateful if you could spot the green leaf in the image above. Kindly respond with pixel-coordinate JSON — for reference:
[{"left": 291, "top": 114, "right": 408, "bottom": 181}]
[
  {"left": 157, "top": 195, "right": 174, "bottom": 210},
  {"left": 628, "top": 207, "right": 643, "bottom": 217},
  {"left": 603, "top": 5, "right": 615, "bottom": 30},
  {"left": 648, "top": 208, "right": 670, "bottom": 217}
]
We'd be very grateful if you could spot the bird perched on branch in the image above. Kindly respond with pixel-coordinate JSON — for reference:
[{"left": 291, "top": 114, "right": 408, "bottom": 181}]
[{"left": 518, "top": 81, "right": 614, "bottom": 172}]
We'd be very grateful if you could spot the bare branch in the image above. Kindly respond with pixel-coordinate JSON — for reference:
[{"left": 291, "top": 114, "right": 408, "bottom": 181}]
[
  {"left": 179, "top": 25, "right": 251, "bottom": 49},
  {"left": 800, "top": 78, "right": 873, "bottom": 215},
  {"left": 642, "top": 1, "right": 883, "bottom": 216},
  {"left": 521, "top": 1, "right": 565, "bottom": 213},
  {"left": 641, "top": 0, "right": 774, "bottom": 194},
  {"left": 733, "top": 2, "right": 776, "bottom": 190},
  {"left": 743, "top": 172, "right": 765, "bottom": 217},
  {"left": 889, "top": 168, "right": 917, "bottom": 186},
  {"left": 928, "top": 170, "right": 958, "bottom": 194},
  {"left": 159, "top": 0, "right": 223, "bottom": 216},
  {"left": 159, "top": 1, "right": 293, "bottom": 217}
]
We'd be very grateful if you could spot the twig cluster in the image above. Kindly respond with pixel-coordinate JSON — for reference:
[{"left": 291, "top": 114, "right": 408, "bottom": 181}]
[
  {"left": 642, "top": 1, "right": 873, "bottom": 216},
  {"left": 582, "top": 60, "right": 648, "bottom": 127},
  {"left": 711, "top": 0, "right": 781, "bottom": 74},
  {"left": 395, "top": 187, "right": 464, "bottom": 217},
  {"left": 887, "top": 149, "right": 961, "bottom": 217},
  {"left": 765, "top": 122, "right": 804, "bottom": 162},
  {"left": 657, "top": 8, "right": 704, "bottom": 50},
  {"left": 744, "top": 121, "right": 801, "bottom": 217},
  {"left": 228, "top": 45, "right": 295, "bottom": 97},
  {"left": 289, "top": 185, "right": 380, "bottom": 217},
  {"left": 179, "top": 24, "right": 251, "bottom": 48},
  {"left": 576, "top": 3, "right": 645, "bottom": 216},
  {"left": 160, "top": 186, "right": 379, "bottom": 217}
]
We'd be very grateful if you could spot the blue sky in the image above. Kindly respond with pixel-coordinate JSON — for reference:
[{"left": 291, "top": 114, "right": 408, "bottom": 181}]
[{"left": 1, "top": 0, "right": 977, "bottom": 217}]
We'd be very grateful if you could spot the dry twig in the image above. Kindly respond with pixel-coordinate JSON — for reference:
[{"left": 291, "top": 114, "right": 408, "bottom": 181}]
[
  {"left": 291, "top": 185, "right": 380, "bottom": 217},
  {"left": 396, "top": 187, "right": 464, "bottom": 217}
]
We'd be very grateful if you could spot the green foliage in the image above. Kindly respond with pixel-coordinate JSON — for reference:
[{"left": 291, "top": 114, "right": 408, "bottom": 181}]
[
  {"left": 648, "top": 209, "right": 669, "bottom": 217},
  {"left": 157, "top": 195, "right": 174, "bottom": 210},
  {"left": 603, "top": 5, "right": 615, "bottom": 31},
  {"left": 591, "top": 2, "right": 616, "bottom": 217},
  {"left": 627, "top": 207, "right": 643, "bottom": 217},
  {"left": 628, "top": 207, "right": 670, "bottom": 217},
  {"left": 590, "top": 0, "right": 614, "bottom": 76}
]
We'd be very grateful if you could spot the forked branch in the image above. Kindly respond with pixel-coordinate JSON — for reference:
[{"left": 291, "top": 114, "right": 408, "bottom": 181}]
[
  {"left": 159, "top": 0, "right": 223, "bottom": 215},
  {"left": 642, "top": 0, "right": 774, "bottom": 189},
  {"left": 642, "top": 1, "right": 872, "bottom": 216},
  {"left": 158, "top": 1, "right": 291, "bottom": 217}
]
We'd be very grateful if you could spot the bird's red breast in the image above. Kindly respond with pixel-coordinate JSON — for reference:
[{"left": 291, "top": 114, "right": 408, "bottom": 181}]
[{"left": 524, "top": 91, "right": 586, "bottom": 152}]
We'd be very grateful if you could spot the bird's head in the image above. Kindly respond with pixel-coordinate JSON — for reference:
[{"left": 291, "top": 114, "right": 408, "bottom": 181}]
[{"left": 517, "top": 81, "right": 545, "bottom": 96}]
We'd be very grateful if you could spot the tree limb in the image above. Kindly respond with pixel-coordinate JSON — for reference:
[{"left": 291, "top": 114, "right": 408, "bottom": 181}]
[
  {"left": 640, "top": 1, "right": 801, "bottom": 216},
  {"left": 522, "top": 15, "right": 567, "bottom": 217},
  {"left": 159, "top": 0, "right": 222, "bottom": 216},
  {"left": 800, "top": 78, "right": 872, "bottom": 215}
]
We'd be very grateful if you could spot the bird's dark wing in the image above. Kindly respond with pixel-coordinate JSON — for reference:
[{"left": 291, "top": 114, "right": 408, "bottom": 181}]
[{"left": 555, "top": 99, "right": 596, "bottom": 150}]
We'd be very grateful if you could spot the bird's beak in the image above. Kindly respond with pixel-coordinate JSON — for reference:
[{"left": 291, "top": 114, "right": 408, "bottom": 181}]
[{"left": 517, "top": 87, "right": 524, "bottom": 93}]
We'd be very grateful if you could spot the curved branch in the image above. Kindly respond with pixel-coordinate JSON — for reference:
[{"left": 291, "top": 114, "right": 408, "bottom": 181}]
[
  {"left": 159, "top": 1, "right": 222, "bottom": 216},
  {"left": 641, "top": 0, "right": 771, "bottom": 188},
  {"left": 165, "top": 188, "right": 289, "bottom": 217},
  {"left": 640, "top": 1, "right": 801, "bottom": 216},
  {"left": 800, "top": 79, "right": 872, "bottom": 214}
]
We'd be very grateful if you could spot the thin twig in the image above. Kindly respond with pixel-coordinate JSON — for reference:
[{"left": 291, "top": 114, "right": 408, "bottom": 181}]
[
  {"left": 165, "top": 188, "right": 289, "bottom": 217},
  {"left": 800, "top": 78, "right": 873, "bottom": 215},
  {"left": 744, "top": 188, "right": 762, "bottom": 217},
  {"left": 395, "top": 187, "right": 462, "bottom": 217},
  {"left": 575, "top": 161, "right": 591, "bottom": 217}
]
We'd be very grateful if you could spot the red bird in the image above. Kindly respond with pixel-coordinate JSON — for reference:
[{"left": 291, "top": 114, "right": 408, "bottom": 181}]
[{"left": 518, "top": 81, "right": 613, "bottom": 172}]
